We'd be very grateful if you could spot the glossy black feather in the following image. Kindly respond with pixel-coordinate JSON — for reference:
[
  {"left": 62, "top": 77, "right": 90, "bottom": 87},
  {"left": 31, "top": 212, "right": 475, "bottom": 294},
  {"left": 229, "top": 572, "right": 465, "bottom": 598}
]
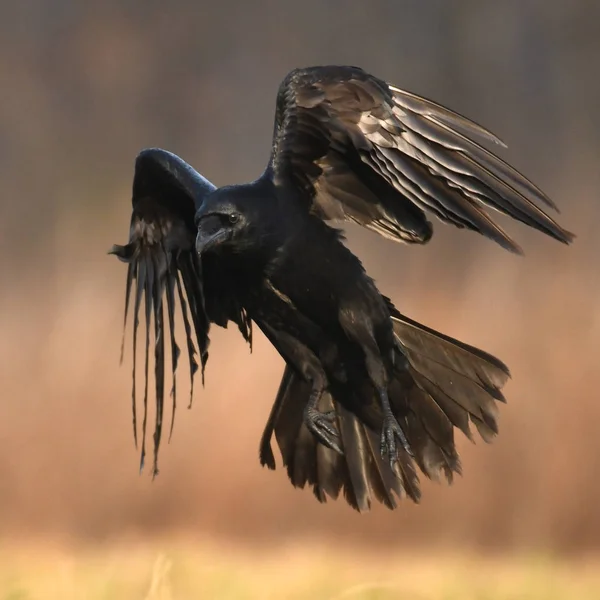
[
  {"left": 268, "top": 65, "right": 574, "bottom": 252},
  {"left": 259, "top": 310, "right": 508, "bottom": 511},
  {"left": 164, "top": 259, "right": 180, "bottom": 441},
  {"left": 110, "top": 149, "right": 251, "bottom": 474}
]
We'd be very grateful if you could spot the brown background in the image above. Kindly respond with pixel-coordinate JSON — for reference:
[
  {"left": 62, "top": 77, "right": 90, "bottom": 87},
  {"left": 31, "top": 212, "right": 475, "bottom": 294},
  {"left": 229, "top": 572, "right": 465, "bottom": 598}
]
[{"left": 1, "top": 1, "right": 599, "bottom": 555}]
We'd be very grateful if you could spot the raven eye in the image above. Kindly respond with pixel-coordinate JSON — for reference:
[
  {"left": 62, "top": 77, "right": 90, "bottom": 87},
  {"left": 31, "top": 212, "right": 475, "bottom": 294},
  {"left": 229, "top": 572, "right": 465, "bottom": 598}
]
[{"left": 228, "top": 213, "right": 240, "bottom": 224}]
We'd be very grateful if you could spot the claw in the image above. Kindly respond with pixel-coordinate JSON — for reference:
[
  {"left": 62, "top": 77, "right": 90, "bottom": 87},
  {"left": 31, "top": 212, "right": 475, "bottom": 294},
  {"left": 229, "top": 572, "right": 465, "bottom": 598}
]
[
  {"left": 304, "top": 407, "right": 343, "bottom": 455},
  {"left": 380, "top": 414, "right": 413, "bottom": 466}
]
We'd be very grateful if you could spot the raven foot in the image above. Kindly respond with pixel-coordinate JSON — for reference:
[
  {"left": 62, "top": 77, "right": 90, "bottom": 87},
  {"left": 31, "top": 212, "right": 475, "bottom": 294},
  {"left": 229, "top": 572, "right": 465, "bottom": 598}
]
[
  {"left": 304, "top": 407, "right": 343, "bottom": 455},
  {"left": 380, "top": 413, "right": 413, "bottom": 467}
]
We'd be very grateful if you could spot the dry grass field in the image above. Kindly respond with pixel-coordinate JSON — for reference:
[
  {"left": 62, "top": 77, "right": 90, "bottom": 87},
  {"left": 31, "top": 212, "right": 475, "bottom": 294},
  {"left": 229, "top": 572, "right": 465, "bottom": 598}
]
[{"left": 2, "top": 541, "right": 600, "bottom": 600}]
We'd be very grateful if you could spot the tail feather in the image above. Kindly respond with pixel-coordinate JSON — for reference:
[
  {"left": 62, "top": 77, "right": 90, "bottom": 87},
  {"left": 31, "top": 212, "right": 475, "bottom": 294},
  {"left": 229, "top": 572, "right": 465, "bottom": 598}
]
[
  {"left": 259, "top": 366, "right": 294, "bottom": 471},
  {"left": 335, "top": 407, "right": 372, "bottom": 510},
  {"left": 389, "top": 376, "right": 460, "bottom": 482},
  {"left": 411, "top": 371, "right": 475, "bottom": 441},
  {"left": 470, "top": 413, "right": 499, "bottom": 444},
  {"left": 407, "top": 350, "right": 503, "bottom": 417},
  {"left": 259, "top": 311, "right": 509, "bottom": 511},
  {"left": 404, "top": 407, "right": 460, "bottom": 483},
  {"left": 390, "top": 311, "right": 510, "bottom": 391},
  {"left": 260, "top": 366, "right": 421, "bottom": 511},
  {"left": 392, "top": 311, "right": 508, "bottom": 450},
  {"left": 261, "top": 365, "right": 377, "bottom": 511},
  {"left": 270, "top": 373, "right": 348, "bottom": 504}
]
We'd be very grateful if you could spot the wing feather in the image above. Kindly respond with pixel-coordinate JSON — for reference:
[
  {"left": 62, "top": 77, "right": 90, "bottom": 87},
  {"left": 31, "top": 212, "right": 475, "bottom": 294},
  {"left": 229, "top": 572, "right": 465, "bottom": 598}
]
[
  {"left": 267, "top": 66, "right": 574, "bottom": 251},
  {"left": 110, "top": 148, "right": 251, "bottom": 474}
]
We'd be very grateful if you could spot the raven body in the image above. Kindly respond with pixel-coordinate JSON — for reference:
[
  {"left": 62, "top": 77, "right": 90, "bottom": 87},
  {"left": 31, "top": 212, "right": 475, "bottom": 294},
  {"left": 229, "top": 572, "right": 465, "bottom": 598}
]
[
  {"left": 111, "top": 65, "right": 573, "bottom": 510},
  {"left": 196, "top": 178, "right": 414, "bottom": 466}
]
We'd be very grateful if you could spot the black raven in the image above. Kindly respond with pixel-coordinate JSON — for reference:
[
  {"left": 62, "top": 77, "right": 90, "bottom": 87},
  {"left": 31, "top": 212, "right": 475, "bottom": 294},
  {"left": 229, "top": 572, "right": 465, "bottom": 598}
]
[{"left": 111, "top": 66, "right": 573, "bottom": 511}]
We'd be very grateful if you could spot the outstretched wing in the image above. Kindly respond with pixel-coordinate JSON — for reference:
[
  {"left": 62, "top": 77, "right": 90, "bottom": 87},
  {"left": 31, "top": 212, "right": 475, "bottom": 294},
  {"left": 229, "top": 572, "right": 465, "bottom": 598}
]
[
  {"left": 110, "top": 148, "right": 251, "bottom": 477},
  {"left": 267, "top": 65, "right": 574, "bottom": 254}
]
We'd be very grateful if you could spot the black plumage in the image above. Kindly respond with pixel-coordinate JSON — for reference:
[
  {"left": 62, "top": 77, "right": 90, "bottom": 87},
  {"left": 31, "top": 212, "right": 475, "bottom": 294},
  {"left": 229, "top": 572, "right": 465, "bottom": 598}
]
[
  {"left": 111, "top": 65, "right": 573, "bottom": 509},
  {"left": 110, "top": 149, "right": 252, "bottom": 476}
]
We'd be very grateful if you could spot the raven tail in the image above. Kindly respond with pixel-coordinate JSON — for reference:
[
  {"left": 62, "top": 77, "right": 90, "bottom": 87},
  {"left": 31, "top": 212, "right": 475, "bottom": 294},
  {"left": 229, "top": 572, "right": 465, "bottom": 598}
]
[{"left": 259, "top": 312, "right": 509, "bottom": 511}]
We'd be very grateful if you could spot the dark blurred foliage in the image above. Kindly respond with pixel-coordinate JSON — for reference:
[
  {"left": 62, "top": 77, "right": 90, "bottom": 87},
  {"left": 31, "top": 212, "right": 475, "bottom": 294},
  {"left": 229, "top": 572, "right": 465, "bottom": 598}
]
[{"left": 1, "top": 1, "right": 600, "bottom": 555}]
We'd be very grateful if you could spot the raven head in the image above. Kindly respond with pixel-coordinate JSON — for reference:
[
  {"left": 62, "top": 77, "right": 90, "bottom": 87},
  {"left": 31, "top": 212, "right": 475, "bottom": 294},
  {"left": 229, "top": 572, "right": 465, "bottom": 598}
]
[
  {"left": 194, "top": 185, "right": 270, "bottom": 257},
  {"left": 194, "top": 186, "right": 247, "bottom": 256}
]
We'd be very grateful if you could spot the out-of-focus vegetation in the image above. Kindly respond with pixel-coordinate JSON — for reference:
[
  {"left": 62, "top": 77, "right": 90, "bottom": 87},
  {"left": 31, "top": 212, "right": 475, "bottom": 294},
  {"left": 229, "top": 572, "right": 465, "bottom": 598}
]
[{"left": 2, "top": 542, "right": 600, "bottom": 600}]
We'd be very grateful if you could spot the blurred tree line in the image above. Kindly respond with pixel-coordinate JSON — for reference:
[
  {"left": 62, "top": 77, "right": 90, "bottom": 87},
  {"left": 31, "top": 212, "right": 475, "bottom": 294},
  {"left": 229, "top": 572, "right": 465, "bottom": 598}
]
[{"left": 1, "top": 0, "right": 599, "bottom": 270}]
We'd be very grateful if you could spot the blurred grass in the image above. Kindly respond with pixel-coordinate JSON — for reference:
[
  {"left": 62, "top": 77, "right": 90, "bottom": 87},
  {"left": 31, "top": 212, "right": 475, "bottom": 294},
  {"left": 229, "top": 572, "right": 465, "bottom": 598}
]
[{"left": 1, "top": 541, "right": 600, "bottom": 600}]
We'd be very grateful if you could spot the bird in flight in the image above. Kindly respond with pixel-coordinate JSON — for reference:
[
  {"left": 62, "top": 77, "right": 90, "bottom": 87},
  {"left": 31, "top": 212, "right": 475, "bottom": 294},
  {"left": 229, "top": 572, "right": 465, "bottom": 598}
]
[{"left": 111, "top": 66, "right": 573, "bottom": 511}]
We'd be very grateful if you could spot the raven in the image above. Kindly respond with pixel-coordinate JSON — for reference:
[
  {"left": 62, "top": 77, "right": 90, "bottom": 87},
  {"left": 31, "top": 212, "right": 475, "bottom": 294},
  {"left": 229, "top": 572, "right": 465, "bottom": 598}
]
[{"left": 111, "top": 66, "right": 573, "bottom": 511}]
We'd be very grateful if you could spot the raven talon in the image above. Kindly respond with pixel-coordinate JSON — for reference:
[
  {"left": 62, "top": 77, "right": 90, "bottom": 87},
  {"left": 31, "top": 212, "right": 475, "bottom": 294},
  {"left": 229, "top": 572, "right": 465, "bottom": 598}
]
[
  {"left": 304, "top": 407, "right": 343, "bottom": 455},
  {"left": 380, "top": 414, "right": 412, "bottom": 465}
]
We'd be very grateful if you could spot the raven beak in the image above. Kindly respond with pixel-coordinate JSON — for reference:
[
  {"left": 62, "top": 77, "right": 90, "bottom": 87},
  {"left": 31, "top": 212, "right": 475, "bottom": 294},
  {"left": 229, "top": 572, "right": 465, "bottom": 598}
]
[{"left": 195, "top": 229, "right": 229, "bottom": 255}]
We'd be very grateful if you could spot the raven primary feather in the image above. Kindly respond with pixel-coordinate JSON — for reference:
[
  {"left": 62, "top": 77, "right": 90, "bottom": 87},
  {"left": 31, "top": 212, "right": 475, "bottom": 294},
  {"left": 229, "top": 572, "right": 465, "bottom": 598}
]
[
  {"left": 111, "top": 64, "right": 573, "bottom": 510},
  {"left": 269, "top": 66, "right": 573, "bottom": 253},
  {"left": 110, "top": 149, "right": 251, "bottom": 476}
]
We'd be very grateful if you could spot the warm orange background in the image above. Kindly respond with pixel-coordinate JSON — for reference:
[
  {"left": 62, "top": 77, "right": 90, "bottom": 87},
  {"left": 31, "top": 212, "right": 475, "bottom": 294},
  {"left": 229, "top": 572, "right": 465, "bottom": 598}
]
[{"left": 1, "top": 2, "right": 599, "bottom": 555}]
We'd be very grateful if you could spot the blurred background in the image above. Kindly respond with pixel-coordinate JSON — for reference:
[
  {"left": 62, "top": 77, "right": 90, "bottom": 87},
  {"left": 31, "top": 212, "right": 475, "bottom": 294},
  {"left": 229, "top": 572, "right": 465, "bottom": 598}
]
[{"left": 1, "top": 0, "right": 600, "bottom": 595}]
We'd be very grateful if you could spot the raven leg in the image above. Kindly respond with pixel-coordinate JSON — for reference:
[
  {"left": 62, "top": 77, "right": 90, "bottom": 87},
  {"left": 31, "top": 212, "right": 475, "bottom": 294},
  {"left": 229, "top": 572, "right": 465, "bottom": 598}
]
[
  {"left": 304, "top": 386, "right": 341, "bottom": 455},
  {"left": 259, "top": 324, "right": 343, "bottom": 455},
  {"left": 378, "top": 389, "right": 412, "bottom": 465},
  {"left": 339, "top": 310, "right": 412, "bottom": 468}
]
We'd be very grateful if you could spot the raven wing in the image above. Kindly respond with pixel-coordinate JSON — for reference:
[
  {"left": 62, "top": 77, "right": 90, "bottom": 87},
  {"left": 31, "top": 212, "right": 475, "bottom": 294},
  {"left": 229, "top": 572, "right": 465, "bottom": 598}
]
[
  {"left": 267, "top": 65, "right": 574, "bottom": 254},
  {"left": 110, "top": 148, "right": 251, "bottom": 477}
]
